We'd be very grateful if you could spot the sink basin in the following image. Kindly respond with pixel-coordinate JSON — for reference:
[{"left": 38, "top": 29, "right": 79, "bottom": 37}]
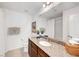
[{"left": 39, "top": 41, "right": 51, "bottom": 46}]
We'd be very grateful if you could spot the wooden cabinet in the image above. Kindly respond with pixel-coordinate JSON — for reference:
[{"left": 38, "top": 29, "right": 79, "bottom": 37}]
[
  {"left": 28, "top": 39, "right": 38, "bottom": 57},
  {"left": 28, "top": 39, "right": 31, "bottom": 56},
  {"left": 28, "top": 39, "right": 49, "bottom": 57},
  {"left": 38, "top": 47, "right": 49, "bottom": 57}
]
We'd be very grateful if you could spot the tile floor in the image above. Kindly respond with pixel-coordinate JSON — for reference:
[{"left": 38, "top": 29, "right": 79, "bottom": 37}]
[{"left": 5, "top": 47, "right": 29, "bottom": 57}]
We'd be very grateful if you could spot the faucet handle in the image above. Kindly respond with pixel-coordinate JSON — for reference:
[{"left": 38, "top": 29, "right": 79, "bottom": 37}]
[{"left": 67, "top": 35, "right": 72, "bottom": 38}]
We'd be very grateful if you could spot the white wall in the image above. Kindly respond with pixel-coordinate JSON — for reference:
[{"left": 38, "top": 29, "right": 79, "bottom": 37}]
[
  {"left": 0, "top": 8, "right": 32, "bottom": 55},
  {"left": 63, "top": 6, "right": 79, "bottom": 42},
  {"left": 0, "top": 8, "right": 5, "bottom": 56},
  {"left": 4, "top": 9, "right": 32, "bottom": 52},
  {"left": 46, "top": 19, "right": 54, "bottom": 38}
]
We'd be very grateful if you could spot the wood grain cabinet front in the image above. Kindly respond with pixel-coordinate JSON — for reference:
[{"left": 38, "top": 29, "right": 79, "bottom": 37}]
[
  {"left": 28, "top": 39, "right": 38, "bottom": 57},
  {"left": 38, "top": 47, "right": 49, "bottom": 57},
  {"left": 28, "top": 39, "right": 31, "bottom": 56},
  {"left": 28, "top": 39, "right": 49, "bottom": 57}
]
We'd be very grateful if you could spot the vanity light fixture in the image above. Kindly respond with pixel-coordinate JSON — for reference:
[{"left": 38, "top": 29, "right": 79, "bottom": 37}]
[
  {"left": 43, "top": 2, "right": 52, "bottom": 8},
  {"left": 43, "top": 4, "right": 46, "bottom": 8},
  {"left": 47, "top": 2, "right": 51, "bottom": 5}
]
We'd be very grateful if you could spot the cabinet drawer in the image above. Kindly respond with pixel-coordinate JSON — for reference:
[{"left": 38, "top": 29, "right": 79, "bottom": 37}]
[{"left": 38, "top": 47, "right": 49, "bottom": 57}]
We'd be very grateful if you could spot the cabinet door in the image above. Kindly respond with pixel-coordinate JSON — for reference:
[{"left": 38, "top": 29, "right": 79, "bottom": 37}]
[
  {"left": 28, "top": 39, "right": 38, "bottom": 57},
  {"left": 31, "top": 41, "right": 38, "bottom": 57},
  {"left": 38, "top": 47, "right": 49, "bottom": 57},
  {"left": 38, "top": 53, "right": 43, "bottom": 57},
  {"left": 31, "top": 47, "right": 37, "bottom": 57},
  {"left": 28, "top": 39, "right": 31, "bottom": 56}
]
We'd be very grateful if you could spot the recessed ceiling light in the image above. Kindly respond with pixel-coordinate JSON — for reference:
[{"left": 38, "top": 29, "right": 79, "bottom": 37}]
[
  {"left": 43, "top": 4, "right": 46, "bottom": 8},
  {"left": 47, "top": 2, "right": 50, "bottom": 5}
]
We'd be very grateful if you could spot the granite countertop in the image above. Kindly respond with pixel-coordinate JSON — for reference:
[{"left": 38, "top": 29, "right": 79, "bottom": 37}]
[{"left": 29, "top": 37, "right": 74, "bottom": 57}]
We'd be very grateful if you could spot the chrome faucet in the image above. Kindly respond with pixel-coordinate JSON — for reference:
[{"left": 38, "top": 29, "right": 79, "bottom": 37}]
[{"left": 67, "top": 35, "right": 72, "bottom": 38}]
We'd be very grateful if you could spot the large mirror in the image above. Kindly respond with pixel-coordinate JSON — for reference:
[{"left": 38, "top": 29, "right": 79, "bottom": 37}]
[{"left": 69, "top": 15, "right": 79, "bottom": 38}]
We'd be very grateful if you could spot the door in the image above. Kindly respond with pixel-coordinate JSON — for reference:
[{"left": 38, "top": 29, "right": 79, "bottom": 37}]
[{"left": 54, "top": 17, "right": 63, "bottom": 41}]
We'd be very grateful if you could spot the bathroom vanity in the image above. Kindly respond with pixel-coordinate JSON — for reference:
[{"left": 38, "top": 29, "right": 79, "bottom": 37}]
[
  {"left": 28, "top": 37, "right": 73, "bottom": 57},
  {"left": 28, "top": 39, "right": 49, "bottom": 57}
]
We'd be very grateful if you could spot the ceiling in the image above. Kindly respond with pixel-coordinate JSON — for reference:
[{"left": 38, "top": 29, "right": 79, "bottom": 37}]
[
  {"left": 0, "top": 2, "right": 79, "bottom": 19},
  {"left": 0, "top": 2, "right": 43, "bottom": 17},
  {"left": 39, "top": 2, "right": 79, "bottom": 19}
]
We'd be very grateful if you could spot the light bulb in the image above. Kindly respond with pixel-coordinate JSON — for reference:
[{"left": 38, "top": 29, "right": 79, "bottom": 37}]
[
  {"left": 47, "top": 2, "right": 50, "bottom": 5},
  {"left": 43, "top": 4, "right": 46, "bottom": 8}
]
